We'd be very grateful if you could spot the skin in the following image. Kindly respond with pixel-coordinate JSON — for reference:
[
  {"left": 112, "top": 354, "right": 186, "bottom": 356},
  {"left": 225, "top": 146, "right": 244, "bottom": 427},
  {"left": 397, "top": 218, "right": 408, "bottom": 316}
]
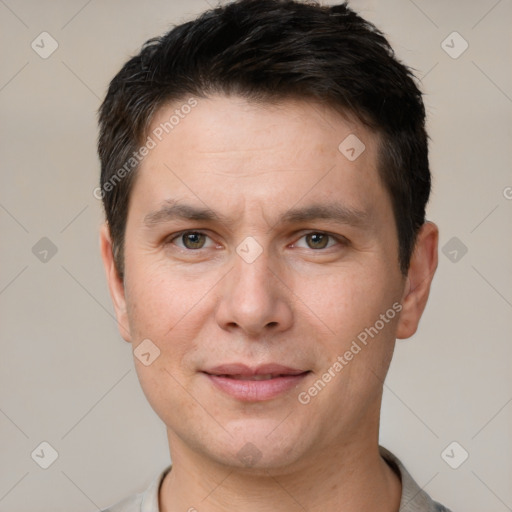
[{"left": 100, "top": 95, "right": 438, "bottom": 512}]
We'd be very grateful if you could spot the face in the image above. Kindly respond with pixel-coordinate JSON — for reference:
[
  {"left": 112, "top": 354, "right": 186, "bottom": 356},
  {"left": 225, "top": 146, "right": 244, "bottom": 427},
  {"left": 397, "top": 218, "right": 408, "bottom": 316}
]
[{"left": 101, "top": 95, "right": 436, "bottom": 473}]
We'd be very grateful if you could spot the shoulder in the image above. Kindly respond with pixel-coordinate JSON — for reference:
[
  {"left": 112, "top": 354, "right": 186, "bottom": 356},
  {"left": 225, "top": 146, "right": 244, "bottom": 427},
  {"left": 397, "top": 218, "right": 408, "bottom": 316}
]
[
  {"left": 100, "top": 492, "right": 143, "bottom": 512},
  {"left": 379, "top": 446, "right": 454, "bottom": 512},
  {"left": 432, "top": 504, "right": 452, "bottom": 512},
  {"left": 100, "top": 465, "right": 172, "bottom": 512}
]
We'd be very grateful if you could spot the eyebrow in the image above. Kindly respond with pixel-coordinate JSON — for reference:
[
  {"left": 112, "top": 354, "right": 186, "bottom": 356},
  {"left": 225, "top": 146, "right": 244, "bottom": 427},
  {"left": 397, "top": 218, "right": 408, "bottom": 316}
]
[
  {"left": 143, "top": 199, "right": 371, "bottom": 230},
  {"left": 280, "top": 203, "right": 371, "bottom": 229},
  {"left": 144, "top": 200, "right": 223, "bottom": 226}
]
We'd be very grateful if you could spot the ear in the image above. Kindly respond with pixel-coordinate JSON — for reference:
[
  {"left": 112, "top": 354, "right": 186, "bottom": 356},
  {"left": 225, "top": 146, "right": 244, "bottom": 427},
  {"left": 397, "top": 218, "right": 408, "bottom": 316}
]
[
  {"left": 396, "top": 221, "right": 439, "bottom": 339},
  {"left": 99, "top": 223, "right": 132, "bottom": 343}
]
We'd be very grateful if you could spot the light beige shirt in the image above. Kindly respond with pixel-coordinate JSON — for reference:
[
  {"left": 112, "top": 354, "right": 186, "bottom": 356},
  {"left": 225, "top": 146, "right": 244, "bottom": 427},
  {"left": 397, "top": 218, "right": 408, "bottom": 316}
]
[{"left": 101, "top": 447, "right": 452, "bottom": 512}]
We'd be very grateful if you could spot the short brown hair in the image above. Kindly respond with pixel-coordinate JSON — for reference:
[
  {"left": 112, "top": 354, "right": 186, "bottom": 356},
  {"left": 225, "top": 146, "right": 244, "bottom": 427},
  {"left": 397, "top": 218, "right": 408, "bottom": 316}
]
[{"left": 98, "top": 0, "right": 430, "bottom": 279}]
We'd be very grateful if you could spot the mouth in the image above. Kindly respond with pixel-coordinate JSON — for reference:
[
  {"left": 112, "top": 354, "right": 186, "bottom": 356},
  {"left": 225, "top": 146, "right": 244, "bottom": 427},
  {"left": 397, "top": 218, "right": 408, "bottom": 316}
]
[
  {"left": 202, "top": 363, "right": 311, "bottom": 401},
  {"left": 217, "top": 373, "right": 300, "bottom": 381}
]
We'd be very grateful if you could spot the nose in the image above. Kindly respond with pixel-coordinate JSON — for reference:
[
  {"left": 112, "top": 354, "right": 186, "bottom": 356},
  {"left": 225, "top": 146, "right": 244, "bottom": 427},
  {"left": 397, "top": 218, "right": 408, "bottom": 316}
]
[{"left": 215, "top": 248, "right": 293, "bottom": 337}]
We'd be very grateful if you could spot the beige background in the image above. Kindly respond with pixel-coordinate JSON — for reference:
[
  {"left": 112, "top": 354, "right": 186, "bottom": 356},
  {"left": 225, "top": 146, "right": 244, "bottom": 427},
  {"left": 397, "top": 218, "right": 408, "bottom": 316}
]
[{"left": 1, "top": 0, "right": 511, "bottom": 510}]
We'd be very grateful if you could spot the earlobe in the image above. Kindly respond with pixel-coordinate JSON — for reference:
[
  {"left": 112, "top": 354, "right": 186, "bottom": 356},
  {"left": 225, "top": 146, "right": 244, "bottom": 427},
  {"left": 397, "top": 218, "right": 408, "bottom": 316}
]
[
  {"left": 99, "top": 223, "right": 132, "bottom": 343},
  {"left": 396, "top": 222, "right": 439, "bottom": 340}
]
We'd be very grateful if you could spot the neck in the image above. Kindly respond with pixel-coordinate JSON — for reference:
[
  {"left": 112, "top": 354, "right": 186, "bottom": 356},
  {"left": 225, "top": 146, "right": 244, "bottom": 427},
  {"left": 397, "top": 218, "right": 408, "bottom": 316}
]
[{"left": 159, "top": 431, "right": 401, "bottom": 512}]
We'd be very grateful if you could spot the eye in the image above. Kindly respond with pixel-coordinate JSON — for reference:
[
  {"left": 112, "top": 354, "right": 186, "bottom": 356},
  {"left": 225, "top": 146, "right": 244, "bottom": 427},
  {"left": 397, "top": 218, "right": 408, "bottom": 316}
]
[
  {"left": 170, "top": 231, "right": 215, "bottom": 250},
  {"left": 294, "top": 232, "right": 342, "bottom": 250}
]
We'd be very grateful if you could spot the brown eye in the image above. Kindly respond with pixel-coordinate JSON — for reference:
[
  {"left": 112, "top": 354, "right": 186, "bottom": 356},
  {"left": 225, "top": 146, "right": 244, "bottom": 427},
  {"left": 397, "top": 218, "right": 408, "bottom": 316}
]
[
  {"left": 305, "top": 233, "right": 330, "bottom": 249},
  {"left": 181, "top": 232, "right": 207, "bottom": 249}
]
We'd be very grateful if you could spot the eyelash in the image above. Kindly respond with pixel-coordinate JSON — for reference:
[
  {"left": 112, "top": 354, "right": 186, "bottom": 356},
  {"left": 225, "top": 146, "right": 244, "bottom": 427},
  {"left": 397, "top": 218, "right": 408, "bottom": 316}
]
[{"left": 166, "top": 230, "right": 347, "bottom": 251}]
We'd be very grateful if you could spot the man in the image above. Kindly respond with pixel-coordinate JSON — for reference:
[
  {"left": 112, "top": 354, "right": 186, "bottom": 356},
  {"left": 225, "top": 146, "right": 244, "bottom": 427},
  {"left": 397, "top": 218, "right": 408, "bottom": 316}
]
[{"left": 97, "top": 1, "right": 449, "bottom": 510}]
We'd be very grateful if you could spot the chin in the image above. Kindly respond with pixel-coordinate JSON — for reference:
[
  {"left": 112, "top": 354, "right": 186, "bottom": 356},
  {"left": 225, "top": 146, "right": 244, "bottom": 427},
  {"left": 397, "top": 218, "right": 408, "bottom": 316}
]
[{"left": 205, "top": 417, "right": 314, "bottom": 473}]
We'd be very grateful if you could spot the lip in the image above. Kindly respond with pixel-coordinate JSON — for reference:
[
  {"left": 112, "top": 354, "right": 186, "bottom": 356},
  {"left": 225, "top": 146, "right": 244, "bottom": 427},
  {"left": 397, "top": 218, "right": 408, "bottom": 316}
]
[{"left": 202, "top": 363, "right": 310, "bottom": 402}]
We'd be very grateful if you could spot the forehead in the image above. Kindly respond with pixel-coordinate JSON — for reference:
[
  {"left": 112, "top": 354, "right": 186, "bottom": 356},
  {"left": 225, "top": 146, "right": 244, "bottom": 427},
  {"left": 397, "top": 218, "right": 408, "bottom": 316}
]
[
  {"left": 146, "top": 95, "right": 376, "bottom": 166},
  {"left": 130, "top": 94, "right": 388, "bottom": 222}
]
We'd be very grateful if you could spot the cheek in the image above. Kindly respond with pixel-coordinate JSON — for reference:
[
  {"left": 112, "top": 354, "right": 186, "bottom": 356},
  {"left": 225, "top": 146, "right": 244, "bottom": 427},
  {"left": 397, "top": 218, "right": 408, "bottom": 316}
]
[
  {"left": 134, "top": 361, "right": 204, "bottom": 437},
  {"left": 298, "top": 262, "right": 402, "bottom": 389},
  {"left": 299, "top": 266, "right": 398, "bottom": 338},
  {"left": 125, "top": 269, "right": 207, "bottom": 421},
  {"left": 124, "top": 255, "right": 209, "bottom": 340}
]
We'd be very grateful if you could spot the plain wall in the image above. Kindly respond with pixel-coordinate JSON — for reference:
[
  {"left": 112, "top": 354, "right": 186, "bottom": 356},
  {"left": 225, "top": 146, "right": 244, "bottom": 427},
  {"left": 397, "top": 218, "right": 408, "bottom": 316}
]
[{"left": 0, "top": 1, "right": 511, "bottom": 510}]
